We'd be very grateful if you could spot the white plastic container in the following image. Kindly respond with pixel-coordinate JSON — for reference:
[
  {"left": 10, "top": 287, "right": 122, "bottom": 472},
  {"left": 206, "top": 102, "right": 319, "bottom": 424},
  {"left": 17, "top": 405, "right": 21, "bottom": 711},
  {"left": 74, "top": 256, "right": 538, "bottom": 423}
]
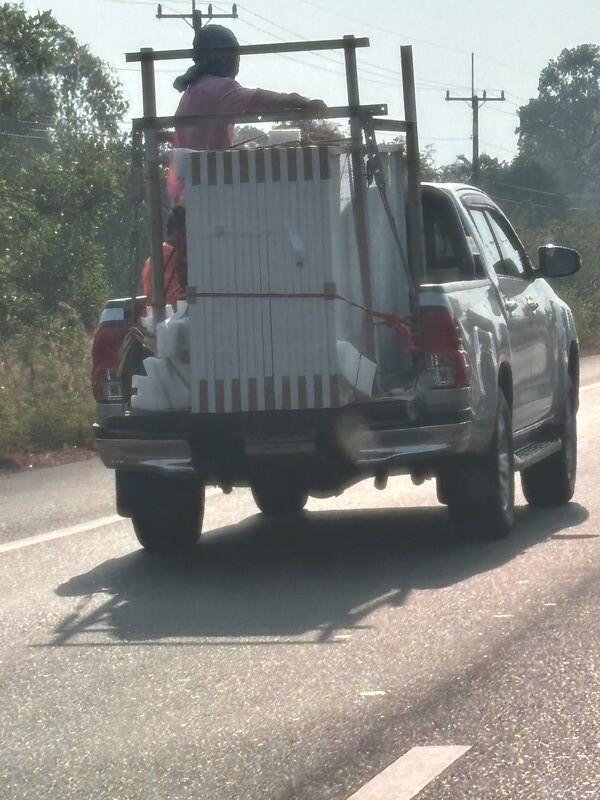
[
  {"left": 267, "top": 128, "right": 301, "bottom": 146},
  {"left": 156, "top": 301, "right": 189, "bottom": 361}
]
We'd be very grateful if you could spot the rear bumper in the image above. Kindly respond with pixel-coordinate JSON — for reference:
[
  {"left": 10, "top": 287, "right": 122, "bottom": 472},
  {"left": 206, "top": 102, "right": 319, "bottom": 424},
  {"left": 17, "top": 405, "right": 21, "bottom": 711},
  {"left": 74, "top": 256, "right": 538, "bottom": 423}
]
[
  {"left": 355, "top": 420, "right": 472, "bottom": 467},
  {"left": 95, "top": 401, "right": 473, "bottom": 484},
  {"left": 96, "top": 437, "right": 195, "bottom": 477}
]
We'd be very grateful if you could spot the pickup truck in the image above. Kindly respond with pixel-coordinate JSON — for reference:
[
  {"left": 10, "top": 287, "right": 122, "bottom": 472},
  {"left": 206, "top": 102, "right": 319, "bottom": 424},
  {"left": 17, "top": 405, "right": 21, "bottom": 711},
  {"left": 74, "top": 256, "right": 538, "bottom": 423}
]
[
  {"left": 93, "top": 37, "right": 581, "bottom": 552},
  {"left": 92, "top": 181, "right": 581, "bottom": 551}
]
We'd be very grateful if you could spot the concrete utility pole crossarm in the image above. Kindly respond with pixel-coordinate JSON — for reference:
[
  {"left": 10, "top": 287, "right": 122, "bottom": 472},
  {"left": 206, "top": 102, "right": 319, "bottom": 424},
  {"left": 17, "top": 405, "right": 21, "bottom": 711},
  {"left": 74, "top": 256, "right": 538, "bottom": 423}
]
[
  {"left": 446, "top": 53, "right": 505, "bottom": 182},
  {"left": 157, "top": 2, "right": 238, "bottom": 31}
]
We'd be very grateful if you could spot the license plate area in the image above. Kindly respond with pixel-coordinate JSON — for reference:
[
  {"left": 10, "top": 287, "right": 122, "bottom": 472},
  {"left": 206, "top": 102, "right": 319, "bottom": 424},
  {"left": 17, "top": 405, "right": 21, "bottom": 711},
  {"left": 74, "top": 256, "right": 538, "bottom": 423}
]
[{"left": 245, "top": 431, "right": 316, "bottom": 456}]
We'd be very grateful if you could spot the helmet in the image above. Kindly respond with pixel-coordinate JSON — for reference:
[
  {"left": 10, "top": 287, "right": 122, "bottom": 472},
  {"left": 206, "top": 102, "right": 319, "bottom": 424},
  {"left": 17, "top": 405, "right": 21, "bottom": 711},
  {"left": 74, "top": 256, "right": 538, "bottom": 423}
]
[
  {"left": 192, "top": 25, "right": 239, "bottom": 63},
  {"left": 174, "top": 25, "right": 240, "bottom": 92}
]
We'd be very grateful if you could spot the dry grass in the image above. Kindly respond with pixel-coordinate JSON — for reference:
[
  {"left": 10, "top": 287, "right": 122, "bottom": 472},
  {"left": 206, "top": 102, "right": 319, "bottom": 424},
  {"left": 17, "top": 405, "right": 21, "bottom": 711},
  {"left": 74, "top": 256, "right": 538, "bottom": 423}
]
[
  {"left": 0, "top": 325, "right": 96, "bottom": 456},
  {"left": 553, "top": 285, "right": 600, "bottom": 352}
]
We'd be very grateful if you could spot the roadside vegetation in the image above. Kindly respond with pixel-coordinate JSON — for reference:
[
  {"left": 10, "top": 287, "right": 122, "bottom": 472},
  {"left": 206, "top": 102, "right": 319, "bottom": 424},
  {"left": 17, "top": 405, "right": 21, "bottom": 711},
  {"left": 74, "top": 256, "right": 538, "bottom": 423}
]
[
  {"left": 0, "top": 4, "right": 599, "bottom": 458},
  {"left": 0, "top": 4, "right": 131, "bottom": 458},
  {"left": 0, "top": 318, "right": 95, "bottom": 455}
]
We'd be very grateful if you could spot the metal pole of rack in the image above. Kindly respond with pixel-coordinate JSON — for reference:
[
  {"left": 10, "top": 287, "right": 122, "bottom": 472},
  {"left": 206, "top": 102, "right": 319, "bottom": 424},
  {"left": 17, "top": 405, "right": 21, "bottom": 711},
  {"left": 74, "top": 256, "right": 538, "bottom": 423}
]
[
  {"left": 344, "top": 34, "right": 376, "bottom": 361},
  {"left": 401, "top": 45, "right": 426, "bottom": 288},
  {"left": 140, "top": 47, "right": 166, "bottom": 321}
]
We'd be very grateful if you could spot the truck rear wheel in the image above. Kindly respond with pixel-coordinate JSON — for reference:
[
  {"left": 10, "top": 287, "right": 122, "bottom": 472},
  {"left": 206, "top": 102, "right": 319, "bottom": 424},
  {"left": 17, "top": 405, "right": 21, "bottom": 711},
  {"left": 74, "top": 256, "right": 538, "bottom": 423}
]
[
  {"left": 443, "top": 390, "right": 514, "bottom": 539},
  {"left": 521, "top": 380, "right": 577, "bottom": 507},
  {"left": 251, "top": 481, "right": 308, "bottom": 516},
  {"left": 117, "top": 472, "right": 205, "bottom": 553}
]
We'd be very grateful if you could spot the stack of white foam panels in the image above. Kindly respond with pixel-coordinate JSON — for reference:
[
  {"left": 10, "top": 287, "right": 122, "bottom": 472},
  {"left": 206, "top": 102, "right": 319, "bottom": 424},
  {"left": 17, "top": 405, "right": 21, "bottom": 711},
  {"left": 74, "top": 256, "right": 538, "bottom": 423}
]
[
  {"left": 131, "top": 302, "right": 191, "bottom": 411},
  {"left": 182, "top": 145, "right": 408, "bottom": 414}
]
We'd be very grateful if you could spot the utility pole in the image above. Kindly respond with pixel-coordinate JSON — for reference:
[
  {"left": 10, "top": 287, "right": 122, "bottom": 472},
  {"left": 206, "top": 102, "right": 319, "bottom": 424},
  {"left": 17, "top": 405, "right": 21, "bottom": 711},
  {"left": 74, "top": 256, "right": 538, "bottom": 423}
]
[
  {"left": 156, "top": 2, "right": 238, "bottom": 31},
  {"left": 446, "top": 54, "right": 505, "bottom": 183}
]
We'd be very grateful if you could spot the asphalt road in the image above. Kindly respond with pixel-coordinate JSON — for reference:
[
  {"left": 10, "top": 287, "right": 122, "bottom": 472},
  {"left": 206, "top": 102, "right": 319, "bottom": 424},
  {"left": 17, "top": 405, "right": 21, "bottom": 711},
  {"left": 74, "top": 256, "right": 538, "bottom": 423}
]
[{"left": 1, "top": 357, "right": 600, "bottom": 799}]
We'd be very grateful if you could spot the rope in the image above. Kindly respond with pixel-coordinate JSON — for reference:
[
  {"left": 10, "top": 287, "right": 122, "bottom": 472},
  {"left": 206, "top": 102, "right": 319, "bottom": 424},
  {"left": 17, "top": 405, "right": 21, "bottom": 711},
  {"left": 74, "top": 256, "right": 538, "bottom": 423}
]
[{"left": 186, "top": 288, "right": 418, "bottom": 351}]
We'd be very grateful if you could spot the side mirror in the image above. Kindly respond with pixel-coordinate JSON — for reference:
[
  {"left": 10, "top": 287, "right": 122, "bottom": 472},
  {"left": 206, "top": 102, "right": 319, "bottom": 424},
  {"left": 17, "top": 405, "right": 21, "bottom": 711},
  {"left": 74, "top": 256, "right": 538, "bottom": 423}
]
[{"left": 538, "top": 245, "right": 581, "bottom": 278}]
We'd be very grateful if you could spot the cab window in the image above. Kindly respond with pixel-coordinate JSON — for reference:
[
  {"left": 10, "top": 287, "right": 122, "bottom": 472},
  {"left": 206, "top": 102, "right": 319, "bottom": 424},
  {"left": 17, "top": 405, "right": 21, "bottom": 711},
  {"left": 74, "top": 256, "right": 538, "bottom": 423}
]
[
  {"left": 467, "top": 206, "right": 529, "bottom": 279},
  {"left": 422, "top": 191, "right": 473, "bottom": 281},
  {"left": 484, "top": 210, "right": 529, "bottom": 278},
  {"left": 467, "top": 207, "right": 502, "bottom": 274}
]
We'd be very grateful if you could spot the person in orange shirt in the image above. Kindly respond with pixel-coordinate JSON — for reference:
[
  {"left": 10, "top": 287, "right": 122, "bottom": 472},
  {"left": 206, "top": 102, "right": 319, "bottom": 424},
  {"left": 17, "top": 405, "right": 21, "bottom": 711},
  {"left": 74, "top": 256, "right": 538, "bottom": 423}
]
[{"left": 141, "top": 206, "right": 187, "bottom": 306}]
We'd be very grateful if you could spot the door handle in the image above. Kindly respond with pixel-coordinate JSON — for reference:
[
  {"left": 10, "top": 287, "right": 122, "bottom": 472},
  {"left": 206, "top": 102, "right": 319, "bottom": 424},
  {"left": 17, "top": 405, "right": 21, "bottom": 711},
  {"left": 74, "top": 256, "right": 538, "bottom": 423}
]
[
  {"left": 526, "top": 297, "right": 539, "bottom": 312},
  {"left": 503, "top": 298, "right": 518, "bottom": 314}
]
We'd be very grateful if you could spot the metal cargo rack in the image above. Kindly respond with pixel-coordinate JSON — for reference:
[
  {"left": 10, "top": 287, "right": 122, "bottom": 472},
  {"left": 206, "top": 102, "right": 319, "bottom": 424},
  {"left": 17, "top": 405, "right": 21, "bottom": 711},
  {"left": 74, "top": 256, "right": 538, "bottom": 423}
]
[{"left": 126, "top": 35, "right": 426, "bottom": 353}]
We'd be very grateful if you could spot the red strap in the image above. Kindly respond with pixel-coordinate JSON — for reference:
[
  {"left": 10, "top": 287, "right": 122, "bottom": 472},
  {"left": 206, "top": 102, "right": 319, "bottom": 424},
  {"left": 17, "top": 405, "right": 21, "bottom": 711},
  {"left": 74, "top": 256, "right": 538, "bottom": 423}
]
[{"left": 188, "top": 289, "right": 417, "bottom": 350}]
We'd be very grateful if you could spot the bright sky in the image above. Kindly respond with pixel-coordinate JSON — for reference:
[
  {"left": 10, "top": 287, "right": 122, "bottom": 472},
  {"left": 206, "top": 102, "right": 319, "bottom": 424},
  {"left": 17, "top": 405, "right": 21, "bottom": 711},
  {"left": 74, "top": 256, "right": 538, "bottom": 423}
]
[{"left": 21, "top": 0, "right": 600, "bottom": 165}]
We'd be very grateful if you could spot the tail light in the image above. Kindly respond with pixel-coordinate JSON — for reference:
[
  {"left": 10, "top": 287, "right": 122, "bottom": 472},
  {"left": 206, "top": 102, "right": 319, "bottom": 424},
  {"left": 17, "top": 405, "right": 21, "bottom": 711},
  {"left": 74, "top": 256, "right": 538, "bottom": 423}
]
[
  {"left": 418, "top": 306, "right": 470, "bottom": 389},
  {"left": 91, "top": 322, "right": 126, "bottom": 402}
]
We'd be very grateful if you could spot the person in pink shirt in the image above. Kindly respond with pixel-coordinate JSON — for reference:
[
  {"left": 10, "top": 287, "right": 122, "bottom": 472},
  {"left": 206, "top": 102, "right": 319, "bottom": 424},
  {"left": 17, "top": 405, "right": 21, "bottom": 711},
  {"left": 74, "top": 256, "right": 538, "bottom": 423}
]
[{"left": 168, "top": 25, "right": 327, "bottom": 202}]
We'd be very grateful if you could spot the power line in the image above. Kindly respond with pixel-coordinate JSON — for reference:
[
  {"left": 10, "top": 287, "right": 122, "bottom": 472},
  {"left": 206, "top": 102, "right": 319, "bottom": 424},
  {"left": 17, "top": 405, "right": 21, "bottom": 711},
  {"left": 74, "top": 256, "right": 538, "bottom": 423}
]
[
  {"left": 0, "top": 130, "right": 49, "bottom": 141},
  {"left": 492, "top": 180, "right": 600, "bottom": 200},
  {"left": 485, "top": 104, "right": 519, "bottom": 118},
  {"left": 229, "top": 14, "right": 476, "bottom": 96},
  {"left": 488, "top": 194, "right": 550, "bottom": 208},
  {"left": 479, "top": 140, "right": 516, "bottom": 155},
  {"left": 296, "top": 0, "right": 547, "bottom": 88},
  {"left": 297, "top": 0, "right": 470, "bottom": 57},
  {"left": 93, "top": 0, "right": 158, "bottom": 5},
  {"left": 421, "top": 136, "right": 470, "bottom": 143},
  {"left": 505, "top": 91, "right": 531, "bottom": 104},
  {"left": 235, "top": 3, "right": 470, "bottom": 90}
]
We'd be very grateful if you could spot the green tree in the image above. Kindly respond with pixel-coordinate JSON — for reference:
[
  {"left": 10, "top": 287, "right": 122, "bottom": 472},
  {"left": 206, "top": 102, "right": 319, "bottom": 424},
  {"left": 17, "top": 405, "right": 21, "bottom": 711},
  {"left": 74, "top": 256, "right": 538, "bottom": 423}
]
[
  {"left": 491, "top": 156, "right": 567, "bottom": 225},
  {"left": 432, "top": 150, "right": 566, "bottom": 225},
  {"left": 0, "top": 3, "right": 131, "bottom": 334},
  {"left": 0, "top": 3, "right": 58, "bottom": 118},
  {"left": 234, "top": 124, "right": 267, "bottom": 145},
  {"left": 418, "top": 144, "right": 441, "bottom": 182},
  {"left": 0, "top": 2, "right": 126, "bottom": 137},
  {"left": 25, "top": 21, "right": 127, "bottom": 138},
  {"left": 518, "top": 44, "right": 600, "bottom": 197}
]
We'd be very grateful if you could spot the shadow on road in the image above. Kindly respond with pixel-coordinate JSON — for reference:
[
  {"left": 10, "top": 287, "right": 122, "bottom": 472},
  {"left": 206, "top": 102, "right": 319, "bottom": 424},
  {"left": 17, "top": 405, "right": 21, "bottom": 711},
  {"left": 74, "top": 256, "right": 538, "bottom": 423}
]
[{"left": 53, "top": 501, "right": 588, "bottom": 646}]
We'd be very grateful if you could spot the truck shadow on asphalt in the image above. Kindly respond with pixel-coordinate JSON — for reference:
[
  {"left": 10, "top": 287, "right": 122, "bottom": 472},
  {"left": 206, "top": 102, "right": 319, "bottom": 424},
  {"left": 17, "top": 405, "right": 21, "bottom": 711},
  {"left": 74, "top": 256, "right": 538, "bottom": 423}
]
[{"left": 53, "top": 501, "right": 589, "bottom": 646}]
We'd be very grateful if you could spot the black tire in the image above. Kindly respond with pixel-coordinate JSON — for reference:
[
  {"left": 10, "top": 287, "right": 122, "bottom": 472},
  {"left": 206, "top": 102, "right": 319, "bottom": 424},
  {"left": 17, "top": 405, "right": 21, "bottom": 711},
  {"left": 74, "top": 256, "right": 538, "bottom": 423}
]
[
  {"left": 521, "top": 379, "right": 577, "bottom": 507},
  {"left": 118, "top": 472, "right": 205, "bottom": 553},
  {"left": 435, "top": 475, "right": 448, "bottom": 505},
  {"left": 444, "top": 390, "right": 514, "bottom": 539},
  {"left": 251, "top": 482, "right": 308, "bottom": 516}
]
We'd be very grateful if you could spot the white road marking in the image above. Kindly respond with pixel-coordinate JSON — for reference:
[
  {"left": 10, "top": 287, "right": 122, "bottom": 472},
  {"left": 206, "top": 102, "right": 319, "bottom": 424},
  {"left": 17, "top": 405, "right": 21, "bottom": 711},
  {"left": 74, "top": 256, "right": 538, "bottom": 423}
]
[
  {"left": 581, "top": 381, "right": 600, "bottom": 392},
  {"left": 0, "top": 515, "right": 124, "bottom": 554},
  {"left": 0, "top": 488, "right": 222, "bottom": 555},
  {"left": 347, "top": 746, "right": 471, "bottom": 800}
]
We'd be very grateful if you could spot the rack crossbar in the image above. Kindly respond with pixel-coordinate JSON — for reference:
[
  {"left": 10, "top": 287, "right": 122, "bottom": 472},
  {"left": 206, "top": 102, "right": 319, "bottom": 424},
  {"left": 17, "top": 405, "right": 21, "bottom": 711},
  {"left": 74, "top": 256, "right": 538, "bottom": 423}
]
[
  {"left": 126, "top": 37, "right": 370, "bottom": 63},
  {"left": 132, "top": 104, "right": 388, "bottom": 131},
  {"left": 370, "top": 118, "right": 412, "bottom": 133}
]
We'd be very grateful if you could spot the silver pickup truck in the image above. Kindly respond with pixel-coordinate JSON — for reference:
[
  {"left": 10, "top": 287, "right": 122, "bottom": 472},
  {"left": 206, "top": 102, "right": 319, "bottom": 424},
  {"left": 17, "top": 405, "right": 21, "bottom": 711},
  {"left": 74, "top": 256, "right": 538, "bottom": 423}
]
[{"left": 92, "top": 182, "right": 581, "bottom": 551}]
